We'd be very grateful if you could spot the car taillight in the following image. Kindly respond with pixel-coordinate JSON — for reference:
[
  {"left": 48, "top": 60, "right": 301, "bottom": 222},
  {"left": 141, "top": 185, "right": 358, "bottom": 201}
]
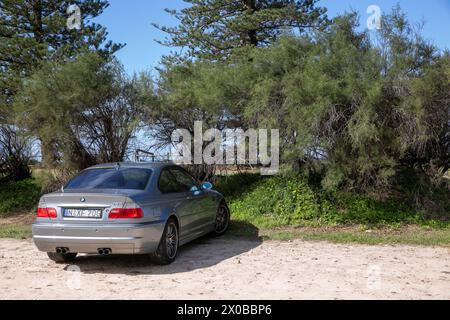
[
  {"left": 108, "top": 208, "right": 143, "bottom": 219},
  {"left": 37, "top": 207, "right": 57, "bottom": 218}
]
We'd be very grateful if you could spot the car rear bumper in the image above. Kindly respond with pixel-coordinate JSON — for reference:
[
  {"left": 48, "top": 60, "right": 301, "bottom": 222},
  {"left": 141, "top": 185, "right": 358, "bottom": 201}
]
[{"left": 32, "top": 221, "right": 166, "bottom": 254}]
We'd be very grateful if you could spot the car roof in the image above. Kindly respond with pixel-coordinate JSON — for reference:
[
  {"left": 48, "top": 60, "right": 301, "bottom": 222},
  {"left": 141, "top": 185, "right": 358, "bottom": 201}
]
[{"left": 87, "top": 162, "right": 175, "bottom": 170}]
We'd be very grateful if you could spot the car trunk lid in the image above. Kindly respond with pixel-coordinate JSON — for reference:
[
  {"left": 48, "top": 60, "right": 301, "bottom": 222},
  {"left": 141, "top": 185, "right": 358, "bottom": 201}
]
[{"left": 42, "top": 191, "right": 135, "bottom": 224}]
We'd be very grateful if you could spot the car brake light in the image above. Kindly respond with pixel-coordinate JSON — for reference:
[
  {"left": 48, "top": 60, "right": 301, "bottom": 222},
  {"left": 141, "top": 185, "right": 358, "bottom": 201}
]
[
  {"left": 108, "top": 208, "right": 143, "bottom": 219},
  {"left": 37, "top": 207, "right": 57, "bottom": 218}
]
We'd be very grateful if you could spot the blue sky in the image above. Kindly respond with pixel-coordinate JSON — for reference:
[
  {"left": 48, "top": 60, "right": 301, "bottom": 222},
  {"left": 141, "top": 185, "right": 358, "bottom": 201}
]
[{"left": 93, "top": 0, "right": 450, "bottom": 74}]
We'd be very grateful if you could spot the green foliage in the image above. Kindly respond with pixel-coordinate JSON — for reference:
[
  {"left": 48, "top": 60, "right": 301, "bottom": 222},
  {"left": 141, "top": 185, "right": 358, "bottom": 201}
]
[
  {"left": 0, "top": 0, "right": 122, "bottom": 112},
  {"left": 158, "top": 8, "right": 449, "bottom": 196},
  {"left": 0, "top": 179, "right": 41, "bottom": 216},
  {"left": 225, "top": 174, "right": 320, "bottom": 227},
  {"left": 326, "top": 193, "right": 423, "bottom": 225},
  {"left": 222, "top": 173, "right": 448, "bottom": 229},
  {"left": 153, "top": 0, "right": 329, "bottom": 60},
  {"left": 0, "top": 0, "right": 123, "bottom": 172},
  {"left": 215, "top": 173, "right": 262, "bottom": 198},
  {"left": 14, "top": 53, "right": 153, "bottom": 171}
]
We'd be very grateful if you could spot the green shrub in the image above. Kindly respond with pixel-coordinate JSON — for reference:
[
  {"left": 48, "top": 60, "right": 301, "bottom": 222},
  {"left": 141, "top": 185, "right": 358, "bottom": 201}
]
[
  {"left": 228, "top": 175, "right": 322, "bottom": 227},
  {"left": 222, "top": 173, "right": 441, "bottom": 228},
  {"left": 215, "top": 173, "right": 262, "bottom": 198},
  {"left": 0, "top": 179, "right": 41, "bottom": 216},
  {"left": 326, "top": 193, "right": 424, "bottom": 225}
]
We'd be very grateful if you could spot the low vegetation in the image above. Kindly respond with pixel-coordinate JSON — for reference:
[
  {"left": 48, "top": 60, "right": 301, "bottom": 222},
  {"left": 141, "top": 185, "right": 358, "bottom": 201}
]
[
  {"left": 0, "top": 179, "right": 41, "bottom": 217},
  {"left": 0, "top": 224, "right": 32, "bottom": 240},
  {"left": 0, "top": 177, "right": 40, "bottom": 239},
  {"left": 217, "top": 173, "right": 450, "bottom": 245},
  {"left": 216, "top": 173, "right": 449, "bottom": 228}
]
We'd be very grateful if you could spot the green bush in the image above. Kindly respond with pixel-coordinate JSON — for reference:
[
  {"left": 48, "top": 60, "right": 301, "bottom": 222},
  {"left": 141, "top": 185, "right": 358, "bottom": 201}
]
[
  {"left": 215, "top": 173, "right": 262, "bottom": 198},
  {"left": 0, "top": 179, "right": 41, "bottom": 216},
  {"left": 222, "top": 173, "right": 439, "bottom": 228},
  {"left": 326, "top": 193, "right": 424, "bottom": 225},
  {"left": 226, "top": 175, "right": 322, "bottom": 227}
]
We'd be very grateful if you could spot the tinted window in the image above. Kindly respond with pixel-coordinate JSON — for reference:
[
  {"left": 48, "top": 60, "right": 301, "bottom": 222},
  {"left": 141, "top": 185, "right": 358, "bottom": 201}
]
[
  {"left": 65, "top": 168, "right": 152, "bottom": 190},
  {"left": 169, "top": 168, "right": 197, "bottom": 191},
  {"left": 158, "top": 169, "right": 182, "bottom": 193}
]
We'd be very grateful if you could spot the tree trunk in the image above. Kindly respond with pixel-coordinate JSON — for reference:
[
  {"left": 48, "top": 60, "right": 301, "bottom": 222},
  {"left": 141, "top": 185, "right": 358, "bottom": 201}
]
[
  {"left": 243, "top": 0, "right": 259, "bottom": 47},
  {"left": 40, "top": 137, "right": 58, "bottom": 168}
]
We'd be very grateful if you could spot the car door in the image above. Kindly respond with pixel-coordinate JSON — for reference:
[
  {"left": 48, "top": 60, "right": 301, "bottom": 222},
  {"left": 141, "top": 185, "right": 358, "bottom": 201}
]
[
  {"left": 168, "top": 167, "right": 215, "bottom": 234},
  {"left": 157, "top": 167, "right": 203, "bottom": 242}
]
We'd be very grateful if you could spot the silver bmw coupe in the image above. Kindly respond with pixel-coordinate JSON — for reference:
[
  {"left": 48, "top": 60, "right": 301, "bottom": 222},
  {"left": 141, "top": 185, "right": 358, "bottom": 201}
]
[{"left": 32, "top": 162, "right": 230, "bottom": 265}]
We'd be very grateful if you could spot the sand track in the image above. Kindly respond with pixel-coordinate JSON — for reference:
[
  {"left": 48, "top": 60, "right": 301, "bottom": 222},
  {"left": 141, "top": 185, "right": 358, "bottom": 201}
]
[{"left": 0, "top": 237, "right": 449, "bottom": 300}]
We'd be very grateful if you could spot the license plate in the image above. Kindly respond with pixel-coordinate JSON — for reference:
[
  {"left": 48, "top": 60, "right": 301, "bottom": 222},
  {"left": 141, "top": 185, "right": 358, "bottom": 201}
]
[{"left": 63, "top": 208, "right": 103, "bottom": 219}]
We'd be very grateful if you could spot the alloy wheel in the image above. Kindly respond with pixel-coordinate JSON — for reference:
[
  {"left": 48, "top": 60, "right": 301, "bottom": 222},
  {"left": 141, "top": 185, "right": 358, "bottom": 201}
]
[
  {"left": 166, "top": 222, "right": 178, "bottom": 259},
  {"left": 215, "top": 204, "right": 230, "bottom": 234}
]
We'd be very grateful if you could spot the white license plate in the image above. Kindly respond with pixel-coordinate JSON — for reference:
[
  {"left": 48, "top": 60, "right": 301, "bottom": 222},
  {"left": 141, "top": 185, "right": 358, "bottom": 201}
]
[{"left": 64, "top": 209, "right": 103, "bottom": 219}]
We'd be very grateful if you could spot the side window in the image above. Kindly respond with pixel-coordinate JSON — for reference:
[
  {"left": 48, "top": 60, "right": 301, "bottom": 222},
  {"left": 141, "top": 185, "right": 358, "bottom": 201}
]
[
  {"left": 169, "top": 168, "right": 197, "bottom": 192},
  {"left": 158, "top": 169, "right": 182, "bottom": 194}
]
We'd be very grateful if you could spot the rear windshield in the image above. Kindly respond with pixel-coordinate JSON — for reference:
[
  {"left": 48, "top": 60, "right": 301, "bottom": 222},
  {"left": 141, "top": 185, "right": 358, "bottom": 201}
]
[{"left": 65, "top": 168, "right": 152, "bottom": 190}]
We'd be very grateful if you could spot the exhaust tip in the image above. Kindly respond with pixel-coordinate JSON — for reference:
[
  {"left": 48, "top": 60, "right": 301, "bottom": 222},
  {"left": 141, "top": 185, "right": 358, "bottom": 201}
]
[
  {"left": 98, "top": 248, "right": 111, "bottom": 256},
  {"left": 56, "top": 247, "right": 70, "bottom": 254}
]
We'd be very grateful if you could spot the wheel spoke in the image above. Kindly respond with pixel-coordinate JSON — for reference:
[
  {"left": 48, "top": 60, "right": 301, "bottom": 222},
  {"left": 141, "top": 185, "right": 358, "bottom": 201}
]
[
  {"left": 215, "top": 205, "right": 229, "bottom": 233},
  {"left": 166, "top": 223, "right": 178, "bottom": 259}
]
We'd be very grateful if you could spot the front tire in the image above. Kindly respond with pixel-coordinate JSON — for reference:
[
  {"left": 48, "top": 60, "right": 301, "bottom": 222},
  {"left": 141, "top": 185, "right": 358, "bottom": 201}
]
[
  {"left": 212, "top": 202, "right": 230, "bottom": 236},
  {"left": 151, "top": 218, "right": 179, "bottom": 265},
  {"left": 47, "top": 252, "right": 78, "bottom": 263}
]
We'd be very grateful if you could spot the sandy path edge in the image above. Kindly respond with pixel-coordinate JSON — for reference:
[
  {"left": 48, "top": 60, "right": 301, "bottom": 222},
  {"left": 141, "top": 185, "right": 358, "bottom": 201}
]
[{"left": 0, "top": 237, "right": 449, "bottom": 300}]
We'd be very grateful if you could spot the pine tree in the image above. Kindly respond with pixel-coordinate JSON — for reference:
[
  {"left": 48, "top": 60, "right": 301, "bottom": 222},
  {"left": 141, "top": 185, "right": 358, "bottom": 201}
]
[
  {"left": 0, "top": 0, "right": 122, "bottom": 166},
  {"left": 0, "top": 0, "right": 122, "bottom": 98},
  {"left": 153, "top": 0, "right": 329, "bottom": 60}
]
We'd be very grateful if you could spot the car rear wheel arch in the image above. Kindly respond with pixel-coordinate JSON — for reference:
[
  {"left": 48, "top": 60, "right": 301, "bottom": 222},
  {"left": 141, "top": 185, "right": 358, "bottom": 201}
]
[
  {"left": 168, "top": 214, "right": 180, "bottom": 232},
  {"left": 151, "top": 216, "right": 179, "bottom": 265}
]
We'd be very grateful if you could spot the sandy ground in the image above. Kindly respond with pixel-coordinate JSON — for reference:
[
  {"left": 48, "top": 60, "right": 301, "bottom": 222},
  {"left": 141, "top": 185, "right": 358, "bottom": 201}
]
[{"left": 0, "top": 237, "right": 449, "bottom": 300}]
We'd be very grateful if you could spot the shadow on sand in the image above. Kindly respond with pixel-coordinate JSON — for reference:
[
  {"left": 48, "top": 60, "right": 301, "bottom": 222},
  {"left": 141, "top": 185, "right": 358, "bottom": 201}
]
[{"left": 70, "top": 221, "right": 262, "bottom": 275}]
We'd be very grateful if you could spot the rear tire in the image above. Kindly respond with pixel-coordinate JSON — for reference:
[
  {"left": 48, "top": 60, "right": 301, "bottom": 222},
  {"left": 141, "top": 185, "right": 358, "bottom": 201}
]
[
  {"left": 47, "top": 252, "right": 78, "bottom": 263},
  {"left": 211, "top": 202, "right": 230, "bottom": 237},
  {"left": 151, "top": 218, "right": 179, "bottom": 265}
]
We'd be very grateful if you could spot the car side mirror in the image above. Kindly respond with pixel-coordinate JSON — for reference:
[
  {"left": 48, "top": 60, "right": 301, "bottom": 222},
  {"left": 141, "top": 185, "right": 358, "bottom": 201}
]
[
  {"left": 201, "top": 182, "right": 214, "bottom": 190},
  {"left": 190, "top": 185, "right": 202, "bottom": 195}
]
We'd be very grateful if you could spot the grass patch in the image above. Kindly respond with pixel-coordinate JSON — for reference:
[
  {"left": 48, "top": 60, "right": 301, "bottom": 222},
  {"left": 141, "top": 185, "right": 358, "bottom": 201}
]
[
  {"left": 227, "top": 221, "right": 450, "bottom": 246},
  {"left": 0, "top": 224, "right": 32, "bottom": 239},
  {"left": 299, "top": 229, "right": 450, "bottom": 246}
]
